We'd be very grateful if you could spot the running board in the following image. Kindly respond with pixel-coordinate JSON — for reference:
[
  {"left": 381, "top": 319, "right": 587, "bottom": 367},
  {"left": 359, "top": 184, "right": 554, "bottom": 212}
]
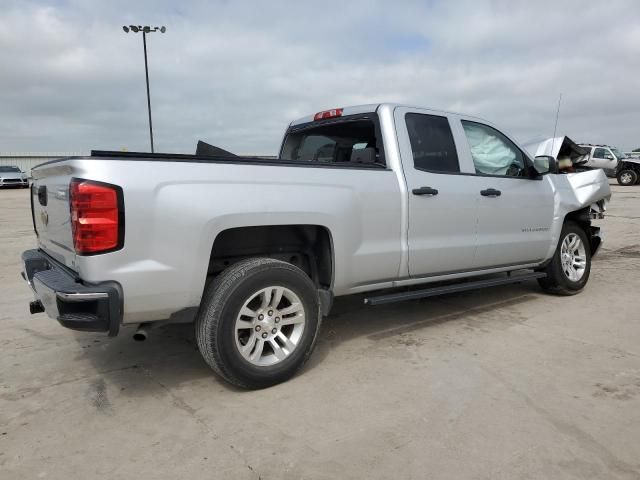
[{"left": 363, "top": 271, "right": 546, "bottom": 306}]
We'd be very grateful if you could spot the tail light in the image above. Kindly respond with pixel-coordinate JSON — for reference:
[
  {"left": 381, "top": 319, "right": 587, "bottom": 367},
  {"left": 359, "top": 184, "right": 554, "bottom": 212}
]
[
  {"left": 69, "top": 179, "right": 124, "bottom": 255},
  {"left": 313, "top": 108, "right": 343, "bottom": 121}
]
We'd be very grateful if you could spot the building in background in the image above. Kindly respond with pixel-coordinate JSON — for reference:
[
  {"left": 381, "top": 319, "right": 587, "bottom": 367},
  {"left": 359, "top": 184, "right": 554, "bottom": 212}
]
[{"left": 0, "top": 153, "right": 87, "bottom": 176}]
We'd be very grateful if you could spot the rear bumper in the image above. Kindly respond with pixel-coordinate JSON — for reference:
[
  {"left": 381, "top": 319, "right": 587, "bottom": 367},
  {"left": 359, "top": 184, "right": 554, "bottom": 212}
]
[{"left": 21, "top": 249, "right": 122, "bottom": 336}]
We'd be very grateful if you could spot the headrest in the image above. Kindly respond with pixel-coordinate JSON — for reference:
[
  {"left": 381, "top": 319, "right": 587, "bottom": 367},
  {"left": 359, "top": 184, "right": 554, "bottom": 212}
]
[{"left": 350, "top": 147, "right": 376, "bottom": 164}]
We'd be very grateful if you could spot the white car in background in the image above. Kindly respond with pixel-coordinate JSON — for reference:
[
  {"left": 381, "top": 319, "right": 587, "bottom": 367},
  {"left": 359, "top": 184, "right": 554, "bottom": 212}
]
[{"left": 0, "top": 166, "right": 29, "bottom": 188}]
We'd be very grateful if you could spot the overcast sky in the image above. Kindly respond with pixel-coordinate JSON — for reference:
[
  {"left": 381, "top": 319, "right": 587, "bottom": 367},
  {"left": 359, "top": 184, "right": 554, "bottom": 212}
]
[{"left": 1, "top": 0, "right": 639, "bottom": 154}]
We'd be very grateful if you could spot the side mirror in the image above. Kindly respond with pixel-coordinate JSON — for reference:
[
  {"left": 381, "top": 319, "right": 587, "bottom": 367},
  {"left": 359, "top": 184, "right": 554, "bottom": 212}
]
[{"left": 533, "top": 155, "right": 558, "bottom": 175}]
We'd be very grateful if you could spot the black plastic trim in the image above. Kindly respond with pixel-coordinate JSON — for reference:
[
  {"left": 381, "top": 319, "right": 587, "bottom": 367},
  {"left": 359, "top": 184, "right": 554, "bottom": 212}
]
[
  {"left": 411, "top": 167, "right": 544, "bottom": 181},
  {"left": 21, "top": 249, "right": 122, "bottom": 336},
  {"left": 31, "top": 153, "right": 392, "bottom": 172},
  {"left": 364, "top": 271, "right": 546, "bottom": 306},
  {"left": 30, "top": 184, "right": 37, "bottom": 236}
]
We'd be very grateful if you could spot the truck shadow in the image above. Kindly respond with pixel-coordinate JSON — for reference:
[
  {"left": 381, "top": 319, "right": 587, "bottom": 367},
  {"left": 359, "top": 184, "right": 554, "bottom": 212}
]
[
  {"left": 305, "top": 283, "right": 540, "bottom": 371},
  {"left": 76, "top": 282, "right": 541, "bottom": 394}
]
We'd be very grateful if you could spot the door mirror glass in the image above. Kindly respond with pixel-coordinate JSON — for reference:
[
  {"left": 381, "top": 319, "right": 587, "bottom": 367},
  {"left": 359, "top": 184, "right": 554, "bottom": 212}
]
[{"left": 533, "top": 155, "right": 558, "bottom": 175}]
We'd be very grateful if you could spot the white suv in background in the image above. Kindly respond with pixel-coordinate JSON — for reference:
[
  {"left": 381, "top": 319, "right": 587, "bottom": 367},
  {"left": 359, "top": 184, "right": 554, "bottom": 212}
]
[{"left": 578, "top": 144, "right": 624, "bottom": 177}]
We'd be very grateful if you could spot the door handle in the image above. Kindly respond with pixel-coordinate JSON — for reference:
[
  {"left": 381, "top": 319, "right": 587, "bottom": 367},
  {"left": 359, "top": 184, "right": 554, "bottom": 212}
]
[
  {"left": 480, "top": 188, "right": 501, "bottom": 197},
  {"left": 412, "top": 186, "right": 439, "bottom": 196}
]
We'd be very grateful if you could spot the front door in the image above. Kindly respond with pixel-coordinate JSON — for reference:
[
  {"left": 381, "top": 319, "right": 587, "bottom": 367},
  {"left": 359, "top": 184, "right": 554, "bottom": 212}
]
[{"left": 457, "top": 119, "right": 555, "bottom": 268}]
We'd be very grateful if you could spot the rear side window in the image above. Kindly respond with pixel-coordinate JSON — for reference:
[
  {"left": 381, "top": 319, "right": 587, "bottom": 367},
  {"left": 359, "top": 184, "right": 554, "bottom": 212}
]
[
  {"left": 405, "top": 113, "right": 459, "bottom": 173},
  {"left": 280, "top": 119, "right": 383, "bottom": 166}
]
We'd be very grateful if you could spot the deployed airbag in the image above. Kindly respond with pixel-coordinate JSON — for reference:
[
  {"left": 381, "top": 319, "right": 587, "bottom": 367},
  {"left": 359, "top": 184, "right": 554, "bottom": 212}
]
[{"left": 462, "top": 123, "right": 516, "bottom": 175}]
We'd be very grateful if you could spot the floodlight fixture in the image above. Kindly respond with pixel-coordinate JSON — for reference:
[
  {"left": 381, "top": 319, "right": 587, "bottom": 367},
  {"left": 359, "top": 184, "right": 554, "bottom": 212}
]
[{"left": 122, "top": 24, "right": 167, "bottom": 152}]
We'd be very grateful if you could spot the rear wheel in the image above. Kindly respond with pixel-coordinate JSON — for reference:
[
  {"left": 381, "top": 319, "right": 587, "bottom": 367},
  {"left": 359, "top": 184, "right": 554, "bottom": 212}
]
[
  {"left": 617, "top": 169, "right": 637, "bottom": 186},
  {"left": 538, "top": 222, "right": 591, "bottom": 295},
  {"left": 196, "top": 258, "right": 321, "bottom": 389}
]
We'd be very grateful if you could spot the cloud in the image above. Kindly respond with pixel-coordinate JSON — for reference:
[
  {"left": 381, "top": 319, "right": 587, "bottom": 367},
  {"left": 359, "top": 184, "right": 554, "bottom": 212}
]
[{"left": 1, "top": 0, "right": 639, "bottom": 153}]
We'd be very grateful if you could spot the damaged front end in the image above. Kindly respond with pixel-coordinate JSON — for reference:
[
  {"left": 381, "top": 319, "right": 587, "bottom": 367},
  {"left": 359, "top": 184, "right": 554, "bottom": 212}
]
[{"left": 548, "top": 169, "right": 611, "bottom": 258}]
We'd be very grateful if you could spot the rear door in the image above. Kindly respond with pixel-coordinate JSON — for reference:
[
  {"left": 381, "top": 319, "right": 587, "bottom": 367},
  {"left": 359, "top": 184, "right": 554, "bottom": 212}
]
[
  {"left": 31, "top": 162, "right": 77, "bottom": 268},
  {"left": 456, "top": 118, "right": 554, "bottom": 268},
  {"left": 394, "top": 107, "right": 478, "bottom": 277}
]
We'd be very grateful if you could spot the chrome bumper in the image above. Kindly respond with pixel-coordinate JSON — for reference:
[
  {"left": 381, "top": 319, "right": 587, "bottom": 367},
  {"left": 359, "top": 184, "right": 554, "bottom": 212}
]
[{"left": 21, "top": 249, "right": 122, "bottom": 336}]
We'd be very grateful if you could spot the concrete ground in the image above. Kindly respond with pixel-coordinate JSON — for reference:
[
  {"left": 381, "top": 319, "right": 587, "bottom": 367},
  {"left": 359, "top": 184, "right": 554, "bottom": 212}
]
[{"left": 1, "top": 183, "right": 639, "bottom": 480}]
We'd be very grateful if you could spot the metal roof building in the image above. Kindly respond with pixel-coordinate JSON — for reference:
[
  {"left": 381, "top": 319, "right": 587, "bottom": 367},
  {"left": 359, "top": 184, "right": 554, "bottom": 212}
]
[{"left": 0, "top": 152, "right": 87, "bottom": 176}]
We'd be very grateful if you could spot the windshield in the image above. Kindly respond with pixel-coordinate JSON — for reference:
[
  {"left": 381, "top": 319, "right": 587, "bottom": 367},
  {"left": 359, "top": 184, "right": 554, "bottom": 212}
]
[
  {"left": 611, "top": 147, "right": 626, "bottom": 159},
  {"left": 0, "top": 166, "right": 21, "bottom": 173}
]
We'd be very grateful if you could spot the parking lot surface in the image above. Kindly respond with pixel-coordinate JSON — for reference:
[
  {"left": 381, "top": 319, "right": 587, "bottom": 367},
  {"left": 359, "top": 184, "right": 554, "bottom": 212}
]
[{"left": 1, "top": 184, "right": 639, "bottom": 479}]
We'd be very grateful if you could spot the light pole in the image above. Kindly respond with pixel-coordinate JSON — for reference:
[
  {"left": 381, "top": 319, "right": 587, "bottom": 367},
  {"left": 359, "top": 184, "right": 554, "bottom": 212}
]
[{"left": 123, "top": 25, "right": 166, "bottom": 153}]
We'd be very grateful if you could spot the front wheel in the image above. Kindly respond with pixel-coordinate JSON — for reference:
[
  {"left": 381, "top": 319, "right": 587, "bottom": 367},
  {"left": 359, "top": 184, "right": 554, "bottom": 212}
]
[
  {"left": 196, "top": 258, "right": 321, "bottom": 389},
  {"left": 617, "top": 169, "right": 638, "bottom": 186},
  {"left": 538, "top": 222, "right": 591, "bottom": 295}
]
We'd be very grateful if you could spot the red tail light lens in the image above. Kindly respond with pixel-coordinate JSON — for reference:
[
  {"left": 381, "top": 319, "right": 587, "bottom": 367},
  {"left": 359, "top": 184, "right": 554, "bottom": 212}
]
[
  {"left": 69, "top": 179, "right": 123, "bottom": 254},
  {"left": 313, "top": 108, "right": 343, "bottom": 121}
]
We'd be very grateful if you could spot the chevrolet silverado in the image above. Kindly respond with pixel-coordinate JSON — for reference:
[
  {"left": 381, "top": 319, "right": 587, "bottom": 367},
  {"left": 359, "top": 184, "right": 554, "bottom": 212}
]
[{"left": 21, "top": 104, "right": 611, "bottom": 388}]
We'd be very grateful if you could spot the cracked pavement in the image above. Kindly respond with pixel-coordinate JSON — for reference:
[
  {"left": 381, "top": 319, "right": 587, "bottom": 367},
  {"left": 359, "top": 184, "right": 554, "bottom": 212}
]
[{"left": 1, "top": 182, "right": 639, "bottom": 479}]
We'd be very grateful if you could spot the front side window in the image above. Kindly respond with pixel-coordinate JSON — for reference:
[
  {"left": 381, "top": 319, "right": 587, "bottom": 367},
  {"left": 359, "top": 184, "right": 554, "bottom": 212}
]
[
  {"left": 405, "top": 113, "right": 459, "bottom": 173},
  {"left": 461, "top": 121, "right": 526, "bottom": 177},
  {"left": 280, "top": 119, "right": 382, "bottom": 165}
]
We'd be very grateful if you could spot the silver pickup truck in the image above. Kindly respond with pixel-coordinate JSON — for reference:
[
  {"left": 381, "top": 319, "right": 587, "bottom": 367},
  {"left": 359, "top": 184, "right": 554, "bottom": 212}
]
[{"left": 22, "top": 103, "right": 611, "bottom": 388}]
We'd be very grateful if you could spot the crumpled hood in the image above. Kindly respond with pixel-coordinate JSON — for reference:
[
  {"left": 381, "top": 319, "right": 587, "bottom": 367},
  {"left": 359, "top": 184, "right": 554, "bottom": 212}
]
[{"left": 523, "top": 136, "right": 590, "bottom": 164}]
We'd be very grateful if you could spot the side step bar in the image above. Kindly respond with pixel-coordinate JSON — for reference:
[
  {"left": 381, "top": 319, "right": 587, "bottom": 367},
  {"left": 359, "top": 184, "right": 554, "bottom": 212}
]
[{"left": 364, "top": 271, "right": 546, "bottom": 306}]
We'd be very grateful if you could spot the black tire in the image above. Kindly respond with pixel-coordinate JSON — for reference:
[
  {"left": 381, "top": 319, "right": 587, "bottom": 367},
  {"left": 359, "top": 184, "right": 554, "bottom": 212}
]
[
  {"left": 196, "top": 257, "right": 321, "bottom": 389},
  {"left": 538, "top": 221, "right": 591, "bottom": 295},
  {"left": 617, "top": 169, "right": 638, "bottom": 186}
]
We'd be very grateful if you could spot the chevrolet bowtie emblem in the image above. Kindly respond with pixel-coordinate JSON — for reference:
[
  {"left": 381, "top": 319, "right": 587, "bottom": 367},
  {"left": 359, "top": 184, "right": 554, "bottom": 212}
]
[{"left": 40, "top": 211, "right": 49, "bottom": 226}]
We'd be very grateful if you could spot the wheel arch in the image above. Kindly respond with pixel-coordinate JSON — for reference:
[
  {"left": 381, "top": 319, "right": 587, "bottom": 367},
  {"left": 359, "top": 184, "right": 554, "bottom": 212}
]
[
  {"left": 562, "top": 207, "right": 600, "bottom": 255},
  {"left": 207, "top": 224, "right": 335, "bottom": 292}
]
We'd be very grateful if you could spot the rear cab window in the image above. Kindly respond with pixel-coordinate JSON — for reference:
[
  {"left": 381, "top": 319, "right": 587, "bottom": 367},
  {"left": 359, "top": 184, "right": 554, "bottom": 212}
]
[{"left": 280, "top": 115, "right": 386, "bottom": 167}]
